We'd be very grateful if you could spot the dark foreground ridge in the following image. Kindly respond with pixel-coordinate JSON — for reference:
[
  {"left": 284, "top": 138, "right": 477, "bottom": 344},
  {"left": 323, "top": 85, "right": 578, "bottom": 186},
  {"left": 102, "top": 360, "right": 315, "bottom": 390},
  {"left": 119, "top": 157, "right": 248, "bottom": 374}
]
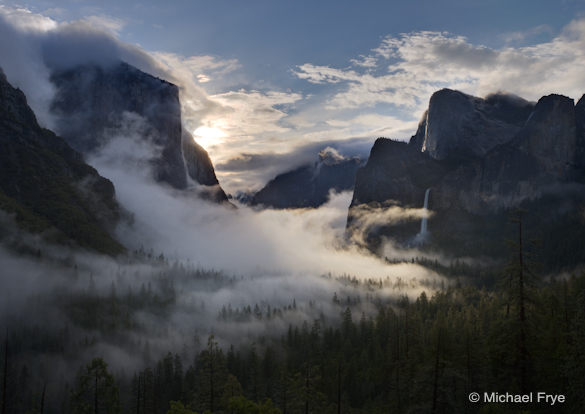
[{"left": 0, "top": 68, "right": 124, "bottom": 255}]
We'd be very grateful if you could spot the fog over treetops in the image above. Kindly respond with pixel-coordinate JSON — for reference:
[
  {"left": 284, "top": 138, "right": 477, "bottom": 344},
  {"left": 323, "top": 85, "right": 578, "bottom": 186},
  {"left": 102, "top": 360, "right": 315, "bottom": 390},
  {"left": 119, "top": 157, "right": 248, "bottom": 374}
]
[{"left": 1, "top": 3, "right": 585, "bottom": 413}]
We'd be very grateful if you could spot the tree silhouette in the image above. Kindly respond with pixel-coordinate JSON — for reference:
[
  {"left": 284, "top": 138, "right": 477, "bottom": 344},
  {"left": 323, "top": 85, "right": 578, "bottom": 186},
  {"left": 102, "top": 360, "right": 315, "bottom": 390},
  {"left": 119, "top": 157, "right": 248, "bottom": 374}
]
[{"left": 70, "top": 358, "right": 120, "bottom": 414}]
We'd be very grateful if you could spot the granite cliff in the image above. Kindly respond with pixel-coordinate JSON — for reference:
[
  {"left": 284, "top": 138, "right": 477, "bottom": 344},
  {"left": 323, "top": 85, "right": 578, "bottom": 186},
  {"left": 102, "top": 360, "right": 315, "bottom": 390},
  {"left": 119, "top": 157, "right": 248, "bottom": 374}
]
[
  {"left": 349, "top": 89, "right": 585, "bottom": 269},
  {"left": 50, "top": 62, "right": 227, "bottom": 201}
]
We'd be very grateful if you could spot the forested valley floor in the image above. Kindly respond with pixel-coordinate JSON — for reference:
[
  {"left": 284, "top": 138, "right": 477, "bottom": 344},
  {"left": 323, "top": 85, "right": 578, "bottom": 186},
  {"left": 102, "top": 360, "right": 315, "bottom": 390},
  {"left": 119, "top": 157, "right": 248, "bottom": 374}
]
[{"left": 1, "top": 247, "right": 584, "bottom": 414}]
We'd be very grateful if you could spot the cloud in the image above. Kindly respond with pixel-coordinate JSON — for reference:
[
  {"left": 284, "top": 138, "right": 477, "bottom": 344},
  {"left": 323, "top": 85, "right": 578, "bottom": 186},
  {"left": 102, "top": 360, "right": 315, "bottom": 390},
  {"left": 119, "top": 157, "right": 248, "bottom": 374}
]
[
  {"left": 0, "top": 6, "right": 58, "bottom": 127},
  {"left": 211, "top": 89, "right": 302, "bottom": 135},
  {"left": 0, "top": 5, "right": 312, "bottom": 194},
  {"left": 152, "top": 52, "right": 241, "bottom": 87},
  {"left": 182, "top": 88, "right": 306, "bottom": 188},
  {"left": 347, "top": 202, "right": 431, "bottom": 245},
  {"left": 82, "top": 14, "right": 126, "bottom": 34},
  {"left": 0, "top": 6, "right": 178, "bottom": 127},
  {"left": 501, "top": 24, "right": 553, "bottom": 44},
  {"left": 215, "top": 137, "right": 373, "bottom": 192},
  {"left": 202, "top": 18, "right": 585, "bottom": 192},
  {"left": 318, "top": 146, "right": 346, "bottom": 163},
  {"left": 350, "top": 55, "right": 378, "bottom": 68},
  {"left": 5, "top": 5, "right": 585, "bottom": 199},
  {"left": 0, "top": 5, "right": 229, "bottom": 133},
  {"left": 294, "top": 21, "right": 585, "bottom": 116},
  {"left": 144, "top": 53, "right": 312, "bottom": 192},
  {"left": 203, "top": 89, "right": 302, "bottom": 151},
  {"left": 90, "top": 132, "right": 439, "bottom": 282},
  {"left": 0, "top": 5, "right": 57, "bottom": 32},
  {"left": 0, "top": 5, "right": 450, "bottom": 380},
  {"left": 326, "top": 113, "right": 418, "bottom": 137}
]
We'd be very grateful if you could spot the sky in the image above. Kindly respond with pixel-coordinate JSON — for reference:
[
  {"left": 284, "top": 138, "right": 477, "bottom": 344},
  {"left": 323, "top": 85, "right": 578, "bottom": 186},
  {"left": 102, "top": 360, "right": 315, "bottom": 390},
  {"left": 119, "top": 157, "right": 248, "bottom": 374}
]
[{"left": 1, "top": 0, "right": 585, "bottom": 193}]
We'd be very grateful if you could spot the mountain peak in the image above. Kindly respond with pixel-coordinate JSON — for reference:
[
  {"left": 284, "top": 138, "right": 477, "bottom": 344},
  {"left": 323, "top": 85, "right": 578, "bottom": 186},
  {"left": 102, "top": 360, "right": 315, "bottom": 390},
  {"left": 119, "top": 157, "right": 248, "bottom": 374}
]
[
  {"left": 516, "top": 93, "right": 576, "bottom": 178},
  {"left": 50, "top": 60, "right": 226, "bottom": 200},
  {"left": 349, "top": 86, "right": 585, "bottom": 265},
  {"left": 419, "top": 88, "right": 533, "bottom": 161}
]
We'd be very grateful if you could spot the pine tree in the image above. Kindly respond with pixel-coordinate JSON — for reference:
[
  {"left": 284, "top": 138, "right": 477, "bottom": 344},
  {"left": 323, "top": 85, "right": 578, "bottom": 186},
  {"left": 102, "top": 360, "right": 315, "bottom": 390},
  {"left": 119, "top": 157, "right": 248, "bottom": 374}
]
[
  {"left": 70, "top": 357, "right": 120, "bottom": 414},
  {"left": 194, "top": 335, "right": 227, "bottom": 412}
]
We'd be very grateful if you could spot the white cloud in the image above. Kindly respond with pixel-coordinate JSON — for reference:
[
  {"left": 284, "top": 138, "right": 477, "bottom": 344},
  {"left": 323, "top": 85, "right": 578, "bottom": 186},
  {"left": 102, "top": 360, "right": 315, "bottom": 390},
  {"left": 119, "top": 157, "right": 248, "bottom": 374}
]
[
  {"left": 90, "top": 134, "right": 441, "bottom": 281},
  {"left": 137, "top": 49, "right": 311, "bottom": 190},
  {"left": 197, "top": 89, "right": 303, "bottom": 167},
  {"left": 327, "top": 113, "right": 418, "bottom": 138},
  {"left": 0, "top": 5, "right": 57, "bottom": 32},
  {"left": 295, "top": 22, "right": 585, "bottom": 116},
  {"left": 350, "top": 54, "right": 378, "bottom": 68},
  {"left": 82, "top": 15, "right": 127, "bottom": 34},
  {"left": 211, "top": 89, "right": 301, "bottom": 134},
  {"left": 0, "top": 5, "right": 311, "bottom": 194},
  {"left": 502, "top": 24, "right": 553, "bottom": 44},
  {"left": 5, "top": 5, "right": 585, "bottom": 196},
  {"left": 197, "top": 73, "right": 211, "bottom": 83},
  {"left": 153, "top": 52, "right": 241, "bottom": 86}
]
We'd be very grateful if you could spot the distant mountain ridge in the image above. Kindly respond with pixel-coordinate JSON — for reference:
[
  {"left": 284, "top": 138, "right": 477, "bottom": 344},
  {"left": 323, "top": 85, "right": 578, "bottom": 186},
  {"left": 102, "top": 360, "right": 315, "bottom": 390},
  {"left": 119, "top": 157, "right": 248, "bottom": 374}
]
[
  {"left": 251, "top": 148, "right": 364, "bottom": 208},
  {"left": 0, "top": 68, "right": 124, "bottom": 254},
  {"left": 50, "top": 61, "right": 227, "bottom": 201},
  {"left": 349, "top": 88, "right": 585, "bottom": 269}
]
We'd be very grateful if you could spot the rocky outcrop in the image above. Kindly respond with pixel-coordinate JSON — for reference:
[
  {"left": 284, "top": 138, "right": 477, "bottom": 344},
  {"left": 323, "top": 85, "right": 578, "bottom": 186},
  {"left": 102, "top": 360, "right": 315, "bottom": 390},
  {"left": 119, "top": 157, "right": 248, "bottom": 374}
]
[
  {"left": 349, "top": 89, "right": 585, "bottom": 268},
  {"left": 516, "top": 94, "right": 576, "bottom": 179},
  {"left": 51, "top": 62, "right": 187, "bottom": 188},
  {"left": 50, "top": 62, "right": 226, "bottom": 200},
  {"left": 252, "top": 149, "right": 363, "bottom": 209},
  {"left": 0, "top": 68, "right": 124, "bottom": 255},
  {"left": 351, "top": 139, "right": 449, "bottom": 208},
  {"left": 417, "top": 89, "right": 533, "bottom": 160},
  {"left": 182, "top": 130, "right": 228, "bottom": 202},
  {"left": 572, "top": 94, "right": 585, "bottom": 178}
]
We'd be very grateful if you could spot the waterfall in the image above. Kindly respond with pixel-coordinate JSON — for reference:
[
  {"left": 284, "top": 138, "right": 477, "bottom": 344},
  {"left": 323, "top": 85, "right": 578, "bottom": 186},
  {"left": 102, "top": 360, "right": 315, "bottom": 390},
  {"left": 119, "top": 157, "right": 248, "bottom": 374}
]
[
  {"left": 420, "top": 188, "right": 430, "bottom": 235},
  {"left": 414, "top": 188, "right": 431, "bottom": 244}
]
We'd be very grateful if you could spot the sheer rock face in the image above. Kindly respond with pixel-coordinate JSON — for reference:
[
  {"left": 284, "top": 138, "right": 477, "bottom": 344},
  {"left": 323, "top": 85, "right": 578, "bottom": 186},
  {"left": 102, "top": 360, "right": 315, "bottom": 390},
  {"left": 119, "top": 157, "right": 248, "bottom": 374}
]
[
  {"left": 351, "top": 139, "right": 449, "bottom": 208},
  {"left": 51, "top": 62, "right": 187, "bottom": 189},
  {"left": 182, "top": 130, "right": 227, "bottom": 202},
  {"left": 572, "top": 94, "right": 585, "bottom": 178},
  {"left": 419, "top": 89, "right": 534, "bottom": 161},
  {"left": 0, "top": 68, "right": 123, "bottom": 255},
  {"left": 516, "top": 94, "right": 576, "bottom": 179},
  {"left": 349, "top": 88, "right": 585, "bottom": 265},
  {"left": 181, "top": 130, "right": 220, "bottom": 186},
  {"left": 50, "top": 61, "right": 226, "bottom": 200},
  {"left": 251, "top": 152, "right": 363, "bottom": 209}
]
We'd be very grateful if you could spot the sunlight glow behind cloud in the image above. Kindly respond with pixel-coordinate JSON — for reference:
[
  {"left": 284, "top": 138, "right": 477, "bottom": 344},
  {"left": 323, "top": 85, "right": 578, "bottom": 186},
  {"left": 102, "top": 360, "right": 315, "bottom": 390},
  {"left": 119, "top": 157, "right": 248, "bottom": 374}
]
[
  {"left": 2, "top": 4, "right": 585, "bottom": 194},
  {"left": 193, "top": 125, "right": 227, "bottom": 149}
]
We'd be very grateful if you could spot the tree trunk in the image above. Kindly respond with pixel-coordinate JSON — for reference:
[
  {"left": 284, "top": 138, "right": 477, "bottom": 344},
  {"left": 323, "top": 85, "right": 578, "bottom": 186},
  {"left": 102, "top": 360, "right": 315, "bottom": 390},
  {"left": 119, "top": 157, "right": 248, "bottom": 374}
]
[
  {"left": 40, "top": 382, "right": 46, "bottom": 414},
  {"left": 396, "top": 323, "right": 402, "bottom": 413},
  {"left": 1, "top": 335, "right": 6, "bottom": 414},
  {"left": 94, "top": 371, "right": 98, "bottom": 414},
  {"left": 431, "top": 329, "right": 441, "bottom": 414},
  {"left": 337, "top": 362, "right": 341, "bottom": 414},
  {"left": 517, "top": 216, "right": 528, "bottom": 394},
  {"left": 305, "top": 367, "right": 309, "bottom": 414},
  {"left": 136, "top": 375, "right": 140, "bottom": 414}
]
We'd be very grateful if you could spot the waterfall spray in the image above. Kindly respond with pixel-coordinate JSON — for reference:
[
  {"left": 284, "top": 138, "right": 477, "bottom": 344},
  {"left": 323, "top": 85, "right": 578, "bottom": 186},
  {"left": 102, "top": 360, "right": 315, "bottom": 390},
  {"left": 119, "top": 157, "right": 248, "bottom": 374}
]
[
  {"left": 414, "top": 188, "right": 431, "bottom": 245},
  {"left": 420, "top": 188, "right": 430, "bottom": 235}
]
